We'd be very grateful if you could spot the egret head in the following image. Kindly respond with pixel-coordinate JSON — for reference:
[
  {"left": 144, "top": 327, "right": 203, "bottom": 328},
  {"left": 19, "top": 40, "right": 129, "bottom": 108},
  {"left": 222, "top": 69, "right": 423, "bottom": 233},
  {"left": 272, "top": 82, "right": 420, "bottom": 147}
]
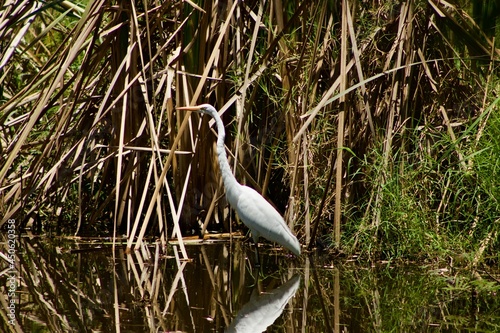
[{"left": 176, "top": 103, "right": 216, "bottom": 115}]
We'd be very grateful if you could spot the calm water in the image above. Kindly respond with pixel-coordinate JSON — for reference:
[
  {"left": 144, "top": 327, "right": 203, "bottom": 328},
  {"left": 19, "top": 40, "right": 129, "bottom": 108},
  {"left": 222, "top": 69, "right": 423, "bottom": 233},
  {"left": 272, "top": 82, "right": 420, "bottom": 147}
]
[{"left": 1, "top": 235, "right": 499, "bottom": 332}]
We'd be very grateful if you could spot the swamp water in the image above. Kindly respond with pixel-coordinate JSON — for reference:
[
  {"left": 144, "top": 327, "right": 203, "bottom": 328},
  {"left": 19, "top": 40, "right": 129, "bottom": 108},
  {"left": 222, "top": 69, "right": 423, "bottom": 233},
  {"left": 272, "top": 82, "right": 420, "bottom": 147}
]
[{"left": 1, "top": 235, "right": 499, "bottom": 332}]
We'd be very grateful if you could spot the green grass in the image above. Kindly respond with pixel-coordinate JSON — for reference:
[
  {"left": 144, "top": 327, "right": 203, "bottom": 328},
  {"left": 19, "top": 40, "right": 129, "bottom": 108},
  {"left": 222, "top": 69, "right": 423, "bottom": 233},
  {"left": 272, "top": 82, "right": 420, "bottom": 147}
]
[{"left": 344, "top": 94, "right": 500, "bottom": 262}]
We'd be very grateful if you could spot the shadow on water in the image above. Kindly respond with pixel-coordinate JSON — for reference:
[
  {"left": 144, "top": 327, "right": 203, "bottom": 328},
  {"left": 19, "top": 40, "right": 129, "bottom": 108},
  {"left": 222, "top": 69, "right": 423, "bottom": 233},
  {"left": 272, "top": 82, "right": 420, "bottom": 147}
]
[{"left": 1, "top": 234, "right": 499, "bottom": 332}]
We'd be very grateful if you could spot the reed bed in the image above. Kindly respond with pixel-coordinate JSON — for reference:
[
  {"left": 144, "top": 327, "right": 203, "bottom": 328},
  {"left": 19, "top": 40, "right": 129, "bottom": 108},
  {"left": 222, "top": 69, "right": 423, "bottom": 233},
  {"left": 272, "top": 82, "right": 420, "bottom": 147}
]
[{"left": 0, "top": 0, "right": 499, "bottom": 261}]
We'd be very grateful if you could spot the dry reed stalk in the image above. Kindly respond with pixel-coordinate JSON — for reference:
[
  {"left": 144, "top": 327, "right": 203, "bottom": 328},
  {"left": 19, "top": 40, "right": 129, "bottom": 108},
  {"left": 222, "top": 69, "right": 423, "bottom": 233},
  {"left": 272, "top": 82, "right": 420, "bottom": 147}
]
[
  {"left": 303, "top": 135, "right": 310, "bottom": 245},
  {"left": 246, "top": 0, "right": 265, "bottom": 194},
  {"left": 305, "top": 2, "right": 329, "bottom": 108},
  {"left": 475, "top": 38, "right": 497, "bottom": 146},
  {"left": 346, "top": 2, "right": 374, "bottom": 135},
  {"left": 439, "top": 105, "right": 467, "bottom": 170},
  {"left": 200, "top": 187, "right": 220, "bottom": 236},
  {"left": 232, "top": 2, "right": 249, "bottom": 187},
  {"left": 334, "top": 0, "right": 349, "bottom": 246},
  {"left": 111, "top": 3, "right": 131, "bottom": 240},
  {"left": 285, "top": 137, "right": 301, "bottom": 226}
]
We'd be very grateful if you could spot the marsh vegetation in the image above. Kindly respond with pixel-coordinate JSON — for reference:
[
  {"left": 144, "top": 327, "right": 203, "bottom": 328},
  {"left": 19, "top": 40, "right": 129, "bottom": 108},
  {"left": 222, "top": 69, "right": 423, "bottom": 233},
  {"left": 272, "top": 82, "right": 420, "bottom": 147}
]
[
  {"left": 1, "top": 1, "right": 499, "bottom": 264},
  {"left": 1, "top": 236, "right": 499, "bottom": 332}
]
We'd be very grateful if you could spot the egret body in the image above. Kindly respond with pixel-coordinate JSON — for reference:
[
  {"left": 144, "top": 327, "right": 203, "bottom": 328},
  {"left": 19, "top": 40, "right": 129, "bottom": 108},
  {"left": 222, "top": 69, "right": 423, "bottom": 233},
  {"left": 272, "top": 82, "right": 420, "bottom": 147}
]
[{"left": 177, "top": 104, "right": 301, "bottom": 256}]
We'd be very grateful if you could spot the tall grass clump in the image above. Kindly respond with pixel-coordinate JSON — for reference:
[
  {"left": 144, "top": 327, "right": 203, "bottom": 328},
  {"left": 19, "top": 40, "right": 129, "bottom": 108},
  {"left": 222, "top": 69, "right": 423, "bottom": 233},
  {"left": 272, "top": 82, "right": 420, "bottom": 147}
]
[{"left": 345, "top": 94, "right": 500, "bottom": 262}]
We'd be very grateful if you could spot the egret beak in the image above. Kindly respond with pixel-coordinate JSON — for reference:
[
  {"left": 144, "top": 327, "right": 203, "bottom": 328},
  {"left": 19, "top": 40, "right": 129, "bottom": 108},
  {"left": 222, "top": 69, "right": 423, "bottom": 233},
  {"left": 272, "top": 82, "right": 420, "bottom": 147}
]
[{"left": 176, "top": 105, "right": 203, "bottom": 111}]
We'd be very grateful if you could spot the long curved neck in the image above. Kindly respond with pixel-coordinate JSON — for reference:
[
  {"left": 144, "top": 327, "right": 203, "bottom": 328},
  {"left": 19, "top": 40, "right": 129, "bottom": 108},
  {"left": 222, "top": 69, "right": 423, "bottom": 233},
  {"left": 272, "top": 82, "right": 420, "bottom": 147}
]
[{"left": 208, "top": 109, "right": 240, "bottom": 200}]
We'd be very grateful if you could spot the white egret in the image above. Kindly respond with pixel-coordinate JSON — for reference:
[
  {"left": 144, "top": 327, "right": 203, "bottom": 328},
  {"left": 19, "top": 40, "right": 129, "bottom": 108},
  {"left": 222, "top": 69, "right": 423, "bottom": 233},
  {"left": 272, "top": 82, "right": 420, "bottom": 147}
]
[{"left": 177, "top": 104, "right": 301, "bottom": 257}]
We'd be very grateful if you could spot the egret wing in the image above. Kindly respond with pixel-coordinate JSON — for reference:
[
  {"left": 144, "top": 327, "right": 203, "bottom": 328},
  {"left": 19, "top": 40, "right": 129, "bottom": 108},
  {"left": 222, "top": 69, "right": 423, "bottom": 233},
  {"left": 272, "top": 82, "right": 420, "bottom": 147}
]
[{"left": 234, "top": 186, "right": 300, "bottom": 255}]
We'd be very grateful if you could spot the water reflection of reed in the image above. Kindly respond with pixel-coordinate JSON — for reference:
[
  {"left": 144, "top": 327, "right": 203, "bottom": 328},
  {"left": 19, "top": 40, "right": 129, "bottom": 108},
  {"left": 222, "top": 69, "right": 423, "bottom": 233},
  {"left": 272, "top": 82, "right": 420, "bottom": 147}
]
[
  {"left": 0, "top": 237, "right": 301, "bottom": 332},
  {"left": 4, "top": 236, "right": 497, "bottom": 332}
]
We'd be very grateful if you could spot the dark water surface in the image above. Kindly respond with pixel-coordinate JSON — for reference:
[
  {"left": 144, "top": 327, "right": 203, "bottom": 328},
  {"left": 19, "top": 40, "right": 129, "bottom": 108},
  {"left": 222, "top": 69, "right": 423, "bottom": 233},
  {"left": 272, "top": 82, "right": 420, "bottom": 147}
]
[{"left": 1, "top": 235, "right": 499, "bottom": 332}]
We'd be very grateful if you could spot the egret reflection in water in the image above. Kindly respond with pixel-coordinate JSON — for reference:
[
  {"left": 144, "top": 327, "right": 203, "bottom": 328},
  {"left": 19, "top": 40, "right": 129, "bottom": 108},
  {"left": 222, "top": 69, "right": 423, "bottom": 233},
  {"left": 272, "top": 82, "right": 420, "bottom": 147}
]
[{"left": 226, "top": 274, "right": 301, "bottom": 333}]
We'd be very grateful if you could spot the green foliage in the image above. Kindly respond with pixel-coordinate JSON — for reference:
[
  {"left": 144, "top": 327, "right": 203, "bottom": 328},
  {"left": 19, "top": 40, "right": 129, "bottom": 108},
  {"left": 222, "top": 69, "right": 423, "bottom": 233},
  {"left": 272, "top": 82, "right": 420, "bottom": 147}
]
[{"left": 345, "top": 95, "right": 500, "bottom": 262}]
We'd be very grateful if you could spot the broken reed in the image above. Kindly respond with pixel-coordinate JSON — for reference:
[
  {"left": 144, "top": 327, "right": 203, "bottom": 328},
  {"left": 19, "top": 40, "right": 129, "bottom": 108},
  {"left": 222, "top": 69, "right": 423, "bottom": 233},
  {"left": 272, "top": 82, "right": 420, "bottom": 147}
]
[{"left": 0, "top": 0, "right": 498, "bottom": 261}]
